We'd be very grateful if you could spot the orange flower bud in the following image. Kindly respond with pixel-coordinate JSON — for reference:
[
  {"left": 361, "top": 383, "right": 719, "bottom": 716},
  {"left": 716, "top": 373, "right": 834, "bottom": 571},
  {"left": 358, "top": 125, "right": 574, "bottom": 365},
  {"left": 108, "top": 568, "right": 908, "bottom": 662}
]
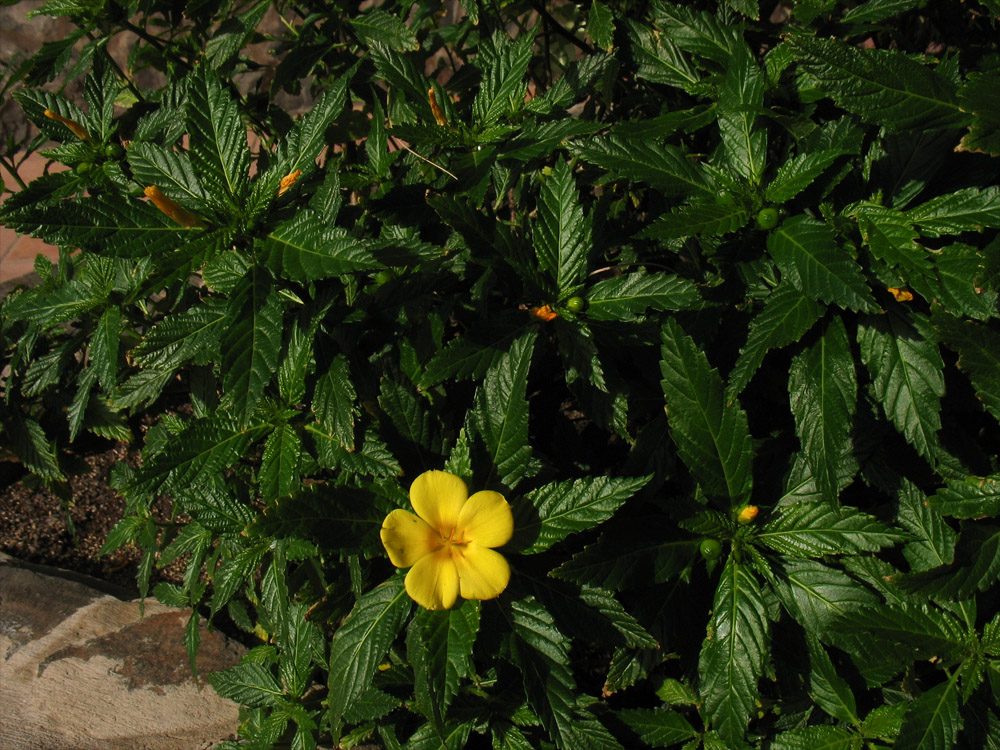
[
  {"left": 428, "top": 87, "right": 448, "bottom": 127},
  {"left": 737, "top": 505, "right": 759, "bottom": 524},
  {"left": 531, "top": 304, "right": 559, "bottom": 322},
  {"left": 44, "top": 109, "right": 91, "bottom": 142},
  {"left": 888, "top": 287, "right": 914, "bottom": 302},
  {"left": 144, "top": 186, "right": 204, "bottom": 228},
  {"left": 277, "top": 169, "right": 302, "bottom": 196}
]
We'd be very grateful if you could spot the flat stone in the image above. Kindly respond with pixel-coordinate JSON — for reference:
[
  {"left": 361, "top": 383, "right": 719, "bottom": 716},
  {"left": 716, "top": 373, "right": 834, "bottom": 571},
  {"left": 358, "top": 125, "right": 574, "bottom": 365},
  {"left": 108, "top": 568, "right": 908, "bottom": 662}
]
[{"left": 0, "top": 553, "right": 245, "bottom": 749}]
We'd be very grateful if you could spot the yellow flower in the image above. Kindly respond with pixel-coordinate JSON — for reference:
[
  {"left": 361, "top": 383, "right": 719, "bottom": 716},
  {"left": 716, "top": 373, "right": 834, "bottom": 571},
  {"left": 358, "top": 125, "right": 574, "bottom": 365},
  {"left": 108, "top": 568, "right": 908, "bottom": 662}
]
[
  {"left": 888, "top": 287, "right": 914, "bottom": 302},
  {"left": 380, "top": 470, "right": 513, "bottom": 610},
  {"left": 737, "top": 505, "right": 759, "bottom": 524}
]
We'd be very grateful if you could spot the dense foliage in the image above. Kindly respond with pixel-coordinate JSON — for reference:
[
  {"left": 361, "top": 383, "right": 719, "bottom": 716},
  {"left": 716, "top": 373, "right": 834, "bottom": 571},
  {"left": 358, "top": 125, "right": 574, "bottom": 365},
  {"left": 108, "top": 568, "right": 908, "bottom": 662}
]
[{"left": 2, "top": 0, "right": 1000, "bottom": 748}]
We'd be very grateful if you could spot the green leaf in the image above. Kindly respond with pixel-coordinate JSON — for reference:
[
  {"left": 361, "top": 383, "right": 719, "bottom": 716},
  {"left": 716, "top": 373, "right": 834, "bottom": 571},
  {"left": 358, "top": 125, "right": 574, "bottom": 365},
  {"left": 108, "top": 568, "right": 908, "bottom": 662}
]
[
  {"left": 767, "top": 215, "right": 877, "bottom": 312},
  {"left": 718, "top": 46, "right": 766, "bottom": 185},
  {"left": 221, "top": 272, "right": 284, "bottom": 425},
  {"left": 187, "top": 65, "right": 250, "bottom": 207},
  {"left": 895, "top": 672, "right": 962, "bottom": 750},
  {"left": 128, "top": 142, "right": 208, "bottom": 212},
  {"left": 259, "top": 424, "right": 302, "bottom": 501},
  {"left": 514, "top": 475, "right": 651, "bottom": 554},
  {"left": 698, "top": 558, "right": 769, "bottom": 747},
  {"left": 418, "top": 315, "right": 529, "bottom": 389},
  {"left": 858, "top": 309, "right": 945, "bottom": 463},
  {"left": 928, "top": 475, "right": 1000, "bottom": 519},
  {"left": 617, "top": 708, "right": 698, "bottom": 747},
  {"left": 935, "top": 316, "right": 1000, "bottom": 425},
  {"left": 651, "top": 2, "right": 741, "bottom": 64},
  {"left": 895, "top": 525, "right": 1000, "bottom": 599},
  {"left": 588, "top": 1, "right": 615, "bottom": 52},
  {"left": 930, "top": 244, "right": 998, "bottom": 321},
  {"left": 263, "top": 212, "right": 380, "bottom": 281},
  {"left": 907, "top": 186, "right": 1000, "bottom": 237},
  {"left": 203, "top": 0, "right": 269, "bottom": 69},
  {"left": 831, "top": 604, "right": 969, "bottom": 664},
  {"left": 806, "top": 634, "right": 860, "bottom": 726},
  {"left": 585, "top": 272, "right": 701, "bottom": 321},
  {"left": 641, "top": 201, "right": 749, "bottom": 240},
  {"left": 473, "top": 31, "right": 532, "bottom": 129},
  {"left": 897, "top": 479, "right": 957, "bottom": 571},
  {"left": 210, "top": 541, "right": 269, "bottom": 615},
  {"left": 660, "top": 318, "right": 753, "bottom": 503},
  {"left": 852, "top": 202, "right": 931, "bottom": 278},
  {"left": 535, "top": 159, "right": 590, "bottom": 296},
  {"left": 759, "top": 502, "right": 906, "bottom": 556},
  {"left": 569, "top": 135, "right": 710, "bottom": 196},
  {"left": 4, "top": 414, "right": 65, "bottom": 481},
  {"left": 130, "top": 299, "right": 226, "bottom": 371},
  {"left": 350, "top": 8, "right": 418, "bottom": 51},
  {"left": 788, "top": 316, "right": 858, "bottom": 503},
  {"left": 473, "top": 332, "right": 537, "bottom": 487},
  {"left": 380, "top": 376, "right": 439, "bottom": 454},
  {"left": 766, "top": 149, "right": 853, "bottom": 203},
  {"left": 627, "top": 19, "right": 700, "bottom": 91},
  {"left": 958, "top": 70, "right": 1000, "bottom": 156},
  {"left": 312, "top": 355, "right": 356, "bottom": 451},
  {"left": 90, "top": 305, "right": 120, "bottom": 391},
  {"left": 843, "top": 0, "right": 926, "bottom": 24},
  {"left": 551, "top": 522, "right": 699, "bottom": 590},
  {"left": 771, "top": 726, "right": 861, "bottom": 750},
  {"left": 412, "top": 600, "right": 480, "bottom": 712},
  {"left": 327, "top": 576, "right": 411, "bottom": 732},
  {"left": 773, "top": 560, "right": 880, "bottom": 638},
  {"left": 787, "top": 36, "right": 969, "bottom": 132},
  {"left": 208, "top": 662, "right": 283, "bottom": 708},
  {"left": 727, "top": 283, "right": 824, "bottom": 399}
]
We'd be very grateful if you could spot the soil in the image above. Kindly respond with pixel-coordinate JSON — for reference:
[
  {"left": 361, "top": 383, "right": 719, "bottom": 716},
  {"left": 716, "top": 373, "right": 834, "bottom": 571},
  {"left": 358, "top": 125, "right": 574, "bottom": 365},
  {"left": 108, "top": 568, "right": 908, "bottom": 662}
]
[{"left": 0, "top": 440, "right": 181, "bottom": 594}]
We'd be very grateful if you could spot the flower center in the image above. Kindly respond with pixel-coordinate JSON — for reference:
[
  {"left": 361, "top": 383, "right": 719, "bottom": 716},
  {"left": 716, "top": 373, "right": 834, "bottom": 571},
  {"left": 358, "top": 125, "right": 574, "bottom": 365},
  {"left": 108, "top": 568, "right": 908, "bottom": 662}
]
[{"left": 436, "top": 526, "right": 467, "bottom": 552}]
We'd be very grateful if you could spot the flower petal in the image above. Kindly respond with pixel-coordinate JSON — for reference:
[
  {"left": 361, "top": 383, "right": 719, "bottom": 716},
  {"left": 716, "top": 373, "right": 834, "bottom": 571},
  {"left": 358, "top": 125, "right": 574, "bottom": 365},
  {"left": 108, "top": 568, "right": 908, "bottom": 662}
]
[
  {"left": 405, "top": 547, "right": 460, "bottom": 610},
  {"left": 454, "top": 543, "right": 511, "bottom": 601},
  {"left": 380, "top": 509, "right": 439, "bottom": 568},
  {"left": 457, "top": 490, "right": 513, "bottom": 548},
  {"left": 410, "top": 470, "right": 468, "bottom": 535}
]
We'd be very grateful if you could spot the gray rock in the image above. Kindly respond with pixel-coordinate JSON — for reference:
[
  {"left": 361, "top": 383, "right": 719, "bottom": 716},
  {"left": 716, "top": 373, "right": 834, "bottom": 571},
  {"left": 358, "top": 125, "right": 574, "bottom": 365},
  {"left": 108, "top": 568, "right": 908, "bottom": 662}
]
[{"left": 0, "top": 552, "right": 245, "bottom": 749}]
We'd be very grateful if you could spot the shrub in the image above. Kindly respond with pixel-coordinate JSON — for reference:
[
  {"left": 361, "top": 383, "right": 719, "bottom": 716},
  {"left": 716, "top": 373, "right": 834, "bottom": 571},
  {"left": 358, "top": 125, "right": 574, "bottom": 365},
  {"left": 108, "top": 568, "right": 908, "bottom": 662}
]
[{"left": 2, "top": 0, "right": 999, "bottom": 748}]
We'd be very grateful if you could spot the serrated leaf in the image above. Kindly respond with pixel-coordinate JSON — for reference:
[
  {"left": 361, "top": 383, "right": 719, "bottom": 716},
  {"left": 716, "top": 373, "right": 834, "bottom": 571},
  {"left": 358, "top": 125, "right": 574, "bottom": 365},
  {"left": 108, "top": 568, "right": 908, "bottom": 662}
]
[
  {"left": 897, "top": 479, "right": 956, "bottom": 571},
  {"left": 131, "top": 299, "right": 226, "bottom": 371},
  {"left": 312, "top": 356, "right": 356, "bottom": 451},
  {"left": 5, "top": 414, "right": 65, "bottom": 481},
  {"left": 551, "top": 521, "right": 699, "bottom": 590},
  {"left": 208, "top": 662, "right": 283, "bottom": 708},
  {"left": 895, "top": 673, "right": 962, "bottom": 750},
  {"left": 852, "top": 202, "right": 931, "bottom": 277},
  {"left": 187, "top": 65, "right": 250, "bottom": 207},
  {"left": 843, "top": 0, "right": 926, "bottom": 24},
  {"left": 661, "top": 318, "right": 753, "bottom": 503},
  {"left": 569, "top": 135, "right": 710, "bottom": 196},
  {"left": 766, "top": 149, "right": 852, "bottom": 203},
  {"left": 380, "top": 376, "right": 438, "bottom": 453},
  {"left": 831, "top": 604, "right": 969, "bottom": 664},
  {"left": 858, "top": 309, "right": 945, "bottom": 463},
  {"left": 928, "top": 475, "right": 1000, "bottom": 519},
  {"left": 473, "top": 332, "right": 536, "bottom": 487},
  {"left": 312, "top": 426, "right": 401, "bottom": 478},
  {"left": 787, "top": 36, "right": 969, "bottom": 132},
  {"left": 641, "top": 201, "right": 748, "bottom": 240},
  {"left": 263, "top": 211, "right": 380, "bottom": 281},
  {"left": 350, "top": 8, "right": 418, "bottom": 51},
  {"left": 651, "top": 2, "right": 741, "bottom": 63},
  {"left": 773, "top": 559, "right": 880, "bottom": 638},
  {"left": 210, "top": 541, "right": 269, "bottom": 615},
  {"left": 768, "top": 215, "right": 877, "bottom": 312},
  {"left": 958, "top": 70, "right": 1000, "bottom": 156},
  {"left": 534, "top": 160, "right": 589, "bottom": 295},
  {"left": 895, "top": 525, "right": 1000, "bottom": 599},
  {"left": 514, "top": 475, "right": 650, "bottom": 554},
  {"left": 586, "top": 272, "right": 701, "bottom": 321},
  {"left": 88, "top": 305, "right": 119, "bottom": 392},
  {"left": 412, "top": 600, "right": 479, "bottom": 712},
  {"left": 771, "top": 726, "right": 861, "bottom": 750},
  {"left": 930, "top": 244, "right": 997, "bottom": 321},
  {"left": 259, "top": 424, "right": 302, "bottom": 502},
  {"left": 718, "top": 46, "right": 766, "bottom": 184},
  {"left": 327, "top": 576, "right": 411, "bottom": 731},
  {"left": 727, "top": 283, "right": 824, "bottom": 399},
  {"left": 627, "top": 19, "right": 700, "bottom": 90},
  {"left": 907, "top": 186, "right": 1000, "bottom": 236},
  {"left": 935, "top": 316, "right": 1000, "bottom": 424},
  {"left": 760, "top": 502, "right": 906, "bottom": 556},
  {"left": 698, "top": 558, "right": 769, "bottom": 747},
  {"left": 788, "top": 316, "right": 858, "bottom": 503},
  {"left": 473, "top": 31, "right": 532, "bottom": 129},
  {"left": 806, "top": 634, "right": 860, "bottom": 726},
  {"left": 128, "top": 142, "right": 209, "bottom": 212},
  {"left": 618, "top": 708, "right": 698, "bottom": 747},
  {"left": 588, "top": 1, "right": 615, "bottom": 52},
  {"left": 418, "top": 315, "right": 528, "bottom": 389},
  {"left": 221, "top": 273, "right": 284, "bottom": 425}
]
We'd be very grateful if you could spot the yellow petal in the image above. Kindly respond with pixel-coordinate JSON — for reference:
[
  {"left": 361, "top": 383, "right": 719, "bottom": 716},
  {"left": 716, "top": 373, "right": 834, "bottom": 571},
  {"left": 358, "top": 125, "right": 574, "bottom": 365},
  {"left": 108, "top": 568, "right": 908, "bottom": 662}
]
[
  {"left": 380, "top": 509, "right": 439, "bottom": 568},
  {"left": 410, "top": 470, "right": 467, "bottom": 535},
  {"left": 457, "top": 490, "right": 513, "bottom": 548},
  {"left": 405, "top": 547, "right": 459, "bottom": 610},
  {"left": 454, "top": 543, "right": 510, "bottom": 601}
]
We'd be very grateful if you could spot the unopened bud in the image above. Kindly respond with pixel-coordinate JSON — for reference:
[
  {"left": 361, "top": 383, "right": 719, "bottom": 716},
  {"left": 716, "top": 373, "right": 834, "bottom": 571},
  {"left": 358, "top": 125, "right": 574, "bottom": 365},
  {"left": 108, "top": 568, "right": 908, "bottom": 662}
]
[
  {"left": 428, "top": 87, "right": 448, "bottom": 127},
  {"left": 144, "top": 186, "right": 204, "bottom": 228},
  {"left": 44, "top": 109, "right": 91, "bottom": 142},
  {"left": 530, "top": 304, "right": 558, "bottom": 322},
  {"left": 277, "top": 169, "right": 302, "bottom": 196},
  {"left": 737, "top": 505, "right": 759, "bottom": 525}
]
